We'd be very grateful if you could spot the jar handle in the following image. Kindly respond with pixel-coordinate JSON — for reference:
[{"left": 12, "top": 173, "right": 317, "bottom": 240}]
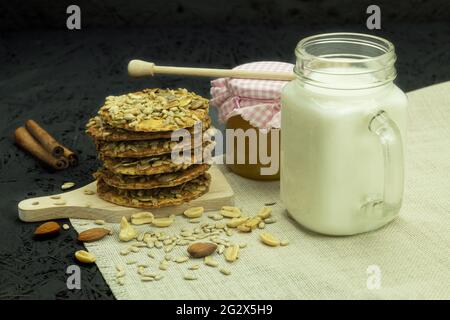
[{"left": 363, "top": 110, "right": 404, "bottom": 218}]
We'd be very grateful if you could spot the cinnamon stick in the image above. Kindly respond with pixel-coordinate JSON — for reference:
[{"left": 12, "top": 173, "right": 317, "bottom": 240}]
[
  {"left": 14, "top": 127, "right": 69, "bottom": 170},
  {"left": 25, "top": 119, "right": 64, "bottom": 157},
  {"left": 63, "top": 146, "right": 78, "bottom": 166}
]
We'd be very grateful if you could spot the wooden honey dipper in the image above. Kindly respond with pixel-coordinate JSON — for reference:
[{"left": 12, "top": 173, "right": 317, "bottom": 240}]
[{"left": 128, "top": 59, "right": 296, "bottom": 81}]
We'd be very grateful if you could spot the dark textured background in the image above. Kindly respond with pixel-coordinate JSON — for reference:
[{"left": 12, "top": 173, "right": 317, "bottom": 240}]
[{"left": 0, "top": 0, "right": 449, "bottom": 299}]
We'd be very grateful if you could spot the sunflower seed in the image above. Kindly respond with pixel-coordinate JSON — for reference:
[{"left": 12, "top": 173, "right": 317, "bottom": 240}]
[
  {"left": 130, "top": 246, "right": 140, "bottom": 253},
  {"left": 141, "top": 276, "right": 154, "bottom": 282},
  {"left": 219, "top": 268, "right": 231, "bottom": 276},
  {"left": 159, "top": 260, "right": 169, "bottom": 271},
  {"left": 120, "top": 248, "right": 130, "bottom": 256},
  {"left": 61, "top": 182, "right": 75, "bottom": 190},
  {"left": 183, "top": 272, "right": 197, "bottom": 280},
  {"left": 116, "top": 270, "right": 125, "bottom": 278},
  {"left": 264, "top": 218, "right": 277, "bottom": 224},
  {"left": 204, "top": 256, "right": 219, "bottom": 267},
  {"left": 115, "top": 264, "right": 124, "bottom": 272},
  {"left": 175, "top": 256, "right": 189, "bottom": 263}
]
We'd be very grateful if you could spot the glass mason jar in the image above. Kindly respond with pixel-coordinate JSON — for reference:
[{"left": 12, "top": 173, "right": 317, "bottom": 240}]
[{"left": 281, "top": 33, "right": 407, "bottom": 236}]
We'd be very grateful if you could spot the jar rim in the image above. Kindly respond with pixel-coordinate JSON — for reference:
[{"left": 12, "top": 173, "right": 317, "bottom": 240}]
[
  {"left": 295, "top": 32, "right": 395, "bottom": 63},
  {"left": 294, "top": 32, "right": 397, "bottom": 89}
]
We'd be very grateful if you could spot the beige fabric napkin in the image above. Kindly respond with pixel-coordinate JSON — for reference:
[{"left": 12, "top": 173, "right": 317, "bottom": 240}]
[{"left": 71, "top": 81, "right": 450, "bottom": 300}]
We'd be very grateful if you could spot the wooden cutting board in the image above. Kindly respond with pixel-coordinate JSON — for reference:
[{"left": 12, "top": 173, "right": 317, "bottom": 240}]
[{"left": 18, "top": 166, "right": 234, "bottom": 222}]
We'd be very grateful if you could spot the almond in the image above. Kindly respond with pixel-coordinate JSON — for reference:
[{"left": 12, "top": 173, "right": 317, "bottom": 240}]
[
  {"left": 187, "top": 242, "right": 217, "bottom": 258},
  {"left": 34, "top": 221, "right": 60, "bottom": 236},
  {"left": 77, "top": 228, "right": 111, "bottom": 242}
]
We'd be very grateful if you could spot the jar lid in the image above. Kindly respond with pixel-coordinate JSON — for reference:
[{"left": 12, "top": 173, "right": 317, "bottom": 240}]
[{"left": 210, "top": 61, "right": 294, "bottom": 129}]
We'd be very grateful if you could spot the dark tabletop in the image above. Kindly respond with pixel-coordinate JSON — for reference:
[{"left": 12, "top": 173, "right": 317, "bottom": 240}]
[{"left": 0, "top": 0, "right": 449, "bottom": 300}]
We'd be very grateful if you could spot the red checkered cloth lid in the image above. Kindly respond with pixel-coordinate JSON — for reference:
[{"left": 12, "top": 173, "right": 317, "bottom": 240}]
[{"left": 210, "top": 61, "right": 294, "bottom": 129}]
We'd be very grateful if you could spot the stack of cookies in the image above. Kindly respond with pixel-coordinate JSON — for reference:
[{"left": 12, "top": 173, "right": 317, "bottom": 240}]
[{"left": 86, "top": 88, "right": 213, "bottom": 208}]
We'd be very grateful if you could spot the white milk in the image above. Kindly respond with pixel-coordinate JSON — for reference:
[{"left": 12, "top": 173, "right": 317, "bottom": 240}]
[{"left": 281, "top": 67, "right": 407, "bottom": 235}]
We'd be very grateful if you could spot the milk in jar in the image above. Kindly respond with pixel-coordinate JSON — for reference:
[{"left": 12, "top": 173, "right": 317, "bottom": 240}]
[{"left": 281, "top": 33, "right": 407, "bottom": 235}]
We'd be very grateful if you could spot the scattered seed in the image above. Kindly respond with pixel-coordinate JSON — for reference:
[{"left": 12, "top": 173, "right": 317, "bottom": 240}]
[
  {"left": 174, "top": 256, "right": 189, "bottom": 263},
  {"left": 181, "top": 231, "right": 193, "bottom": 237},
  {"left": 130, "top": 246, "right": 140, "bottom": 253},
  {"left": 183, "top": 207, "right": 204, "bottom": 219},
  {"left": 141, "top": 276, "right": 154, "bottom": 282},
  {"left": 280, "top": 240, "right": 290, "bottom": 246},
  {"left": 224, "top": 245, "right": 239, "bottom": 262},
  {"left": 117, "top": 277, "right": 125, "bottom": 286},
  {"left": 147, "top": 252, "right": 155, "bottom": 259},
  {"left": 94, "top": 219, "right": 105, "bottom": 225},
  {"left": 137, "top": 263, "right": 149, "bottom": 268},
  {"left": 126, "top": 260, "right": 137, "bottom": 265},
  {"left": 74, "top": 250, "right": 96, "bottom": 263},
  {"left": 154, "top": 274, "right": 164, "bottom": 281},
  {"left": 239, "top": 243, "right": 247, "bottom": 249},
  {"left": 62, "top": 224, "right": 70, "bottom": 230},
  {"left": 264, "top": 202, "right": 276, "bottom": 206},
  {"left": 53, "top": 200, "right": 67, "bottom": 206},
  {"left": 204, "top": 256, "right": 219, "bottom": 267},
  {"left": 260, "top": 232, "right": 280, "bottom": 247},
  {"left": 32, "top": 201, "right": 39, "bottom": 205},
  {"left": 220, "top": 268, "right": 231, "bottom": 276},
  {"left": 189, "top": 218, "right": 201, "bottom": 224},
  {"left": 188, "top": 264, "right": 200, "bottom": 270},
  {"left": 120, "top": 248, "right": 130, "bottom": 256},
  {"left": 258, "top": 222, "right": 266, "bottom": 229},
  {"left": 164, "top": 254, "right": 172, "bottom": 261},
  {"left": 83, "top": 189, "right": 95, "bottom": 195},
  {"left": 61, "top": 182, "right": 75, "bottom": 190},
  {"left": 220, "top": 206, "right": 242, "bottom": 218},
  {"left": 115, "top": 264, "right": 124, "bottom": 272},
  {"left": 215, "top": 222, "right": 226, "bottom": 229},
  {"left": 164, "top": 244, "right": 175, "bottom": 253},
  {"left": 183, "top": 272, "right": 198, "bottom": 280},
  {"left": 264, "top": 218, "right": 277, "bottom": 224},
  {"left": 50, "top": 195, "right": 61, "bottom": 200},
  {"left": 159, "top": 260, "right": 169, "bottom": 271}
]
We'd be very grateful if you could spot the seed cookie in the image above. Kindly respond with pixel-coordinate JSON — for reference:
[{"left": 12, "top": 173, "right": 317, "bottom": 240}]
[
  {"left": 98, "top": 88, "right": 209, "bottom": 132},
  {"left": 96, "top": 173, "right": 211, "bottom": 208},
  {"left": 86, "top": 116, "right": 211, "bottom": 142},
  {"left": 94, "top": 164, "right": 210, "bottom": 190}
]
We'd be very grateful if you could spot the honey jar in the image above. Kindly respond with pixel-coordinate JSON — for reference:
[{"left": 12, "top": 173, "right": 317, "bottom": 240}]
[
  {"left": 225, "top": 115, "right": 280, "bottom": 181},
  {"left": 210, "top": 61, "right": 293, "bottom": 181}
]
